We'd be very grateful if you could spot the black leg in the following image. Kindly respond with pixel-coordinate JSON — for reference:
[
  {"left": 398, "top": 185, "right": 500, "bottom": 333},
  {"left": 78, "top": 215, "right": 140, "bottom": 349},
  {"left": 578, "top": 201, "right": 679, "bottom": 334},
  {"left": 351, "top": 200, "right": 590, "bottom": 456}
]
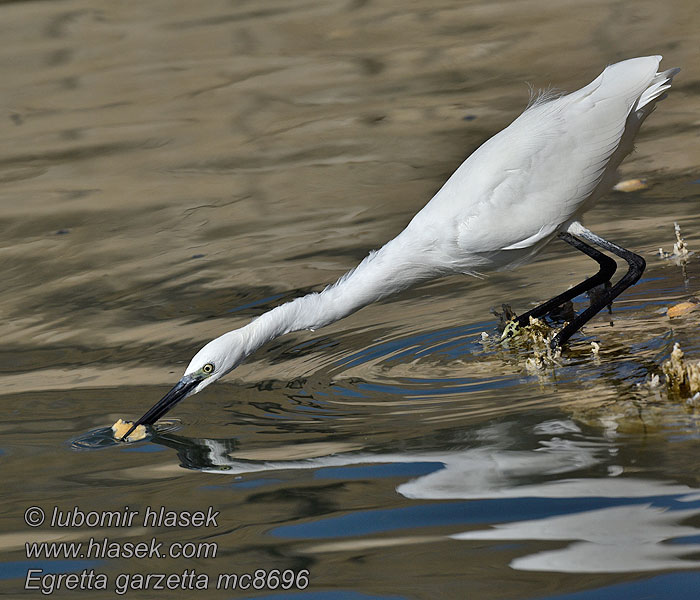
[
  {"left": 516, "top": 232, "right": 617, "bottom": 327},
  {"left": 550, "top": 226, "right": 646, "bottom": 349}
]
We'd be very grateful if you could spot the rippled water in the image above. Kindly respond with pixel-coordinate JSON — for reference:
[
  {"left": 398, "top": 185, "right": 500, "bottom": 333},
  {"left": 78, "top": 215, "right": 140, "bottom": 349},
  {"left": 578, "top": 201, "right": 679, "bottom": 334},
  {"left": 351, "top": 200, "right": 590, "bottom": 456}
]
[{"left": 2, "top": 1, "right": 700, "bottom": 598}]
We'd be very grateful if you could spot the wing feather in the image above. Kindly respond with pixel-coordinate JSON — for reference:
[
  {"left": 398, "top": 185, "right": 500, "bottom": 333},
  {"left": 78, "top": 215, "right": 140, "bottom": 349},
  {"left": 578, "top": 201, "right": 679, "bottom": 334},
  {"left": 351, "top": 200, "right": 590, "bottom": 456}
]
[
  {"left": 442, "top": 58, "right": 663, "bottom": 256},
  {"left": 401, "top": 57, "right": 677, "bottom": 273}
]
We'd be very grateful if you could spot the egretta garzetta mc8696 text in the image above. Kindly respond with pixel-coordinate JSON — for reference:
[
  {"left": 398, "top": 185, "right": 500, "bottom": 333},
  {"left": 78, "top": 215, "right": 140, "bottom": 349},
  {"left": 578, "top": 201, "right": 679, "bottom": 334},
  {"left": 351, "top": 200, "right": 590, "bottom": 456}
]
[{"left": 123, "top": 56, "right": 679, "bottom": 437}]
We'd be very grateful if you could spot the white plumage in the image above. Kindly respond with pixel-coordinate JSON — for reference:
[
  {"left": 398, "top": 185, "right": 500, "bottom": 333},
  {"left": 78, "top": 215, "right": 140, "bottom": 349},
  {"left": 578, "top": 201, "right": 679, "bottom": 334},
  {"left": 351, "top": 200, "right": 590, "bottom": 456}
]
[
  {"left": 124, "top": 56, "right": 679, "bottom": 434},
  {"left": 412, "top": 56, "right": 677, "bottom": 268}
]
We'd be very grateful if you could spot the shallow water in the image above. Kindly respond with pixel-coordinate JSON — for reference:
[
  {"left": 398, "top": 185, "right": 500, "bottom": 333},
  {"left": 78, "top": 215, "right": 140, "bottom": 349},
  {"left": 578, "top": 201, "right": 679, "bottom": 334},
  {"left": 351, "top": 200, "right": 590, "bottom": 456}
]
[{"left": 2, "top": 1, "right": 700, "bottom": 598}]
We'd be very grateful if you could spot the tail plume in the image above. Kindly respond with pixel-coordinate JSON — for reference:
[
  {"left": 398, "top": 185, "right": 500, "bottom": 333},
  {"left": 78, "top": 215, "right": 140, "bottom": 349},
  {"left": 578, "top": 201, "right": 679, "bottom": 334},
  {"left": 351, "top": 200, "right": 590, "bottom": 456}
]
[{"left": 635, "top": 66, "right": 681, "bottom": 112}]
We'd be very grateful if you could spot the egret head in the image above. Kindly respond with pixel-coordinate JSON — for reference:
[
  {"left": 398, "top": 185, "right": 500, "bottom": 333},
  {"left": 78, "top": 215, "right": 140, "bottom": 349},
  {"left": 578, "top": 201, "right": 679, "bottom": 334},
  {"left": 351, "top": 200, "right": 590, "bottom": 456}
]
[
  {"left": 123, "top": 331, "right": 247, "bottom": 437},
  {"left": 184, "top": 331, "right": 248, "bottom": 392}
]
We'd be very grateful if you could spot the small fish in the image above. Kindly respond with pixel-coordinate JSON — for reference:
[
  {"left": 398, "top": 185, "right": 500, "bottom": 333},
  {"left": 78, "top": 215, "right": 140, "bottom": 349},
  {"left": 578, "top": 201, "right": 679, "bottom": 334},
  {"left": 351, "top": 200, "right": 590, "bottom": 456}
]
[{"left": 111, "top": 418, "right": 147, "bottom": 442}]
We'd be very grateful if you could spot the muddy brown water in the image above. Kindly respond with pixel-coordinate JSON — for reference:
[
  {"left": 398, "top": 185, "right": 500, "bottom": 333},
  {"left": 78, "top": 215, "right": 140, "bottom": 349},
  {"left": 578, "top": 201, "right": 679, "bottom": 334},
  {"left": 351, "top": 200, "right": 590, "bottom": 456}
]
[{"left": 1, "top": 1, "right": 700, "bottom": 598}]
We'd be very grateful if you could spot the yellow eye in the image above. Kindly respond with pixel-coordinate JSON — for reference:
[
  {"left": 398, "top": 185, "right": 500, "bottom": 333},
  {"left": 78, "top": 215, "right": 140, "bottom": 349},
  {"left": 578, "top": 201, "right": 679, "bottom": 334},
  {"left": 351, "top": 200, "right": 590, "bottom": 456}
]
[{"left": 202, "top": 363, "right": 214, "bottom": 375}]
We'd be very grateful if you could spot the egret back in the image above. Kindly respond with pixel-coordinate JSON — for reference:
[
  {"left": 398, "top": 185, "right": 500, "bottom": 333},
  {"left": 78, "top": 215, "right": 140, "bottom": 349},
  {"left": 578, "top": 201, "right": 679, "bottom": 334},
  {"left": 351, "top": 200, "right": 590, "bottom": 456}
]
[{"left": 404, "top": 56, "right": 678, "bottom": 273}]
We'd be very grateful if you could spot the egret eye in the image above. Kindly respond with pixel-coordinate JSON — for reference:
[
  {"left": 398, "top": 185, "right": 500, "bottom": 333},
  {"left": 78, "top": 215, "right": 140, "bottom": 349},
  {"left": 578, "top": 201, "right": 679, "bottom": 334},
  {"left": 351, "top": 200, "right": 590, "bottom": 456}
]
[{"left": 202, "top": 363, "right": 215, "bottom": 375}]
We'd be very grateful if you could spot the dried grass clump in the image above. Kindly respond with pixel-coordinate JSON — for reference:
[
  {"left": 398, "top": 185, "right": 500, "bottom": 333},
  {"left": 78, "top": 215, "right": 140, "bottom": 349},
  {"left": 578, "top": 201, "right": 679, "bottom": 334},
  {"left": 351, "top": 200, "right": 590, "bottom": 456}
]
[
  {"left": 499, "top": 315, "right": 562, "bottom": 370},
  {"left": 661, "top": 343, "right": 700, "bottom": 398},
  {"left": 659, "top": 222, "right": 691, "bottom": 261},
  {"left": 673, "top": 222, "right": 690, "bottom": 257}
]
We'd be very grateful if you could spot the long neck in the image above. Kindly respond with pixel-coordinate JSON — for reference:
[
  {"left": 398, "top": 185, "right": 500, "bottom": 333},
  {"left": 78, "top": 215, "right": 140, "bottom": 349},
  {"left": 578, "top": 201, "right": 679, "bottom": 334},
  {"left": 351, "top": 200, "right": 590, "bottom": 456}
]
[{"left": 237, "top": 235, "right": 440, "bottom": 359}]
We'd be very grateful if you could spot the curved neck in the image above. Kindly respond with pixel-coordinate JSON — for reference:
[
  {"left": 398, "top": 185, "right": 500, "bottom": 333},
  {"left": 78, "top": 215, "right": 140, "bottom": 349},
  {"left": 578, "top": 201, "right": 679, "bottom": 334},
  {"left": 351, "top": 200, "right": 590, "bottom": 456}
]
[{"left": 237, "top": 236, "right": 439, "bottom": 359}]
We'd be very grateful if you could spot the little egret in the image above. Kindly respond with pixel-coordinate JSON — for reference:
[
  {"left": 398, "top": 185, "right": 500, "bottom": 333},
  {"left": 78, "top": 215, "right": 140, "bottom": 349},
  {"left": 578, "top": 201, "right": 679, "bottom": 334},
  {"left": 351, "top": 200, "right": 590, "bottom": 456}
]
[{"left": 123, "top": 56, "right": 679, "bottom": 436}]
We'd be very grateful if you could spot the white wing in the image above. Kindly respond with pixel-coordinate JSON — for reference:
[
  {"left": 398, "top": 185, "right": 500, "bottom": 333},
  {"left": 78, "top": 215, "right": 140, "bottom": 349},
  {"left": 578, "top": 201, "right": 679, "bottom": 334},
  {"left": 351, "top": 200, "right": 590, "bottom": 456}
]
[{"left": 407, "top": 56, "right": 676, "bottom": 270}]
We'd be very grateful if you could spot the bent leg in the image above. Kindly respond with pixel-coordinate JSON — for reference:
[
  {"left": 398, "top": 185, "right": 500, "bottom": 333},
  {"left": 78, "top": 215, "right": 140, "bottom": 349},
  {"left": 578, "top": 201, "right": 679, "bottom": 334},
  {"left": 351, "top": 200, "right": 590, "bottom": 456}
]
[
  {"left": 516, "top": 232, "right": 617, "bottom": 327},
  {"left": 550, "top": 223, "right": 646, "bottom": 349}
]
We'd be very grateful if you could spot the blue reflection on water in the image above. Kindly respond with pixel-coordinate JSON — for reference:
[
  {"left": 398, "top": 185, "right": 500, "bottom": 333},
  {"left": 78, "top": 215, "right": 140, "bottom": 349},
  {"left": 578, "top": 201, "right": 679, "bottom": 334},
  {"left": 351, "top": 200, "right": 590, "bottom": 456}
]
[
  {"left": 314, "top": 462, "right": 444, "bottom": 480},
  {"left": 356, "top": 378, "right": 517, "bottom": 396},
  {"left": 337, "top": 325, "right": 484, "bottom": 368},
  {"left": 537, "top": 572, "right": 700, "bottom": 600},
  {"left": 0, "top": 560, "right": 102, "bottom": 580},
  {"left": 271, "top": 495, "right": 695, "bottom": 540},
  {"left": 227, "top": 293, "right": 286, "bottom": 313},
  {"left": 245, "top": 591, "right": 407, "bottom": 600}
]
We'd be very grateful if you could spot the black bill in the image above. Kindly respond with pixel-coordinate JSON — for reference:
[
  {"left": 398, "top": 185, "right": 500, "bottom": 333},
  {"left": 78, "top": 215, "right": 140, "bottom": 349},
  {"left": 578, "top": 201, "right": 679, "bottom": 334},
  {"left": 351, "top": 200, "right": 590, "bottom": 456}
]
[{"left": 121, "top": 375, "right": 200, "bottom": 439}]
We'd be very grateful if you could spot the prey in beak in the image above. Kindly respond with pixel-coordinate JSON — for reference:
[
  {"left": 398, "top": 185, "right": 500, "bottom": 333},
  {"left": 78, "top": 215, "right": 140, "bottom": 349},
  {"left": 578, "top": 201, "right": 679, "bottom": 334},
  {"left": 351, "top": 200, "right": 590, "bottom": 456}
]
[{"left": 121, "top": 374, "right": 201, "bottom": 440}]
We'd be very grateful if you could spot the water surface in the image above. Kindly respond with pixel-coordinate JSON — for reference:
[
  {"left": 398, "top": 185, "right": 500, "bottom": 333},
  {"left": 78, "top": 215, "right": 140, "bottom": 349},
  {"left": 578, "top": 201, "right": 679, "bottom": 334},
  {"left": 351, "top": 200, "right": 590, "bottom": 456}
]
[{"left": 1, "top": 1, "right": 699, "bottom": 598}]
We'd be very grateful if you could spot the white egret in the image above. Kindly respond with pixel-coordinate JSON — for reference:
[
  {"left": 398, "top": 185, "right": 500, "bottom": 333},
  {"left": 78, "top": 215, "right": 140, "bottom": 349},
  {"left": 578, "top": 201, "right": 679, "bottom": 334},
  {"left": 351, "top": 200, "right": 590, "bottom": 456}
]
[{"left": 123, "top": 56, "right": 679, "bottom": 437}]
